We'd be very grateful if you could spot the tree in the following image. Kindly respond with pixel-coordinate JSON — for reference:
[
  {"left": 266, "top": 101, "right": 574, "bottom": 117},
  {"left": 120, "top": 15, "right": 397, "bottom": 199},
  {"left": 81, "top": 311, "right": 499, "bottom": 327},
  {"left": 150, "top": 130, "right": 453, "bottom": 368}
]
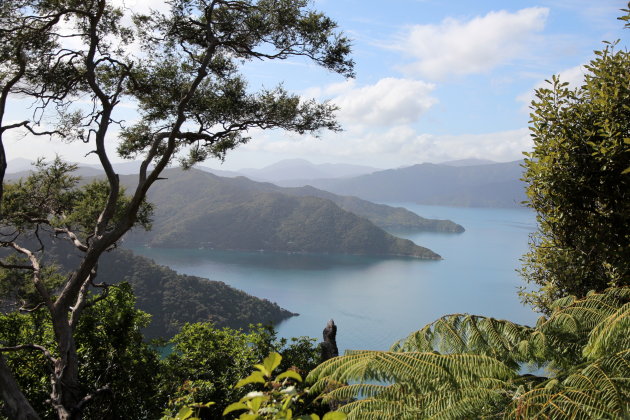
[
  {"left": 159, "top": 323, "right": 320, "bottom": 419},
  {"left": 0, "top": 1, "right": 353, "bottom": 418},
  {"left": 0, "top": 283, "right": 163, "bottom": 419},
  {"left": 520, "top": 41, "right": 630, "bottom": 312}
]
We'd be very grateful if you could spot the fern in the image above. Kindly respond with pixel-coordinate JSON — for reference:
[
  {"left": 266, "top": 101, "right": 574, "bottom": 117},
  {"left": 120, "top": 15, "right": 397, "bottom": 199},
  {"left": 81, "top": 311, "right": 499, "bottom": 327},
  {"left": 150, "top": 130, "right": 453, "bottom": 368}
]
[
  {"left": 308, "top": 287, "right": 630, "bottom": 419},
  {"left": 390, "top": 314, "right": 535, "bottom": 369}
]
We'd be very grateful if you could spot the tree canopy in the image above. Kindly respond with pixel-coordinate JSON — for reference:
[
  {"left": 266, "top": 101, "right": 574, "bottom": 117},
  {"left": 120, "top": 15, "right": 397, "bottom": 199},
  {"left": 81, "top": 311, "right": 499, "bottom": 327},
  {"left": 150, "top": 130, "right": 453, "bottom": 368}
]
[
  {"left": 0, "top": 1, "right": 353, "bottom": 418},
  {"left": 520, "top": 40, "right": 630, "bottom": 312}
]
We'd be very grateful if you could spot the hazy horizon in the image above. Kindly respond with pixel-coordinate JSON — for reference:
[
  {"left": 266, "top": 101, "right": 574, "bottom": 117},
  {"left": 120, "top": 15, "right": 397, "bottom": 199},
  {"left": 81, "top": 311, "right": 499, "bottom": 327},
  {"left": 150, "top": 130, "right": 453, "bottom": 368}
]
[{"left": 4, "top": 1, "right": 627, "bottom": 171}]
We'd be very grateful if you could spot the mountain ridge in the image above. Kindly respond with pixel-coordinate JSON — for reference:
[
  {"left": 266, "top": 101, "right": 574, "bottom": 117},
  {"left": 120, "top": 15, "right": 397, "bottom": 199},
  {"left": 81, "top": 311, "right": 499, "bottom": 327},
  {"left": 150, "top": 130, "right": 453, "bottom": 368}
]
[
  {"left": 121, "top": 169, "right": 444, "bottom": 260},
  {"left": 296, "top": 160, "right": 527, "bottom": 208}
]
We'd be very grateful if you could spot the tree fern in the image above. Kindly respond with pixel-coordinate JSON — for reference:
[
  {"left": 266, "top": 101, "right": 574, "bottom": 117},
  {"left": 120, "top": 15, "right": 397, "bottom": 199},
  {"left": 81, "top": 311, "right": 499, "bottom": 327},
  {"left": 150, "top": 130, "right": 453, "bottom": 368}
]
[
  {"left": 307, "top": 287, "right": 630, "bottom": 419},
  {"left": 390, "top": 314, "right": 534, "bottom": 369}
]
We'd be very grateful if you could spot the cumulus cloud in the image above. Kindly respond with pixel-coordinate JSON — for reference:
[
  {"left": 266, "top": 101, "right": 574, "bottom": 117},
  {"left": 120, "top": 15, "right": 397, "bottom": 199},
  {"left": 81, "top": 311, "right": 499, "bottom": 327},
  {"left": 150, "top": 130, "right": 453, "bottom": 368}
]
[
  {"left": 304, "top": 78, "right": 437, "bottom": 127},
  {"left": 394, "top": 7, "right": 549, "bottom": 80}
]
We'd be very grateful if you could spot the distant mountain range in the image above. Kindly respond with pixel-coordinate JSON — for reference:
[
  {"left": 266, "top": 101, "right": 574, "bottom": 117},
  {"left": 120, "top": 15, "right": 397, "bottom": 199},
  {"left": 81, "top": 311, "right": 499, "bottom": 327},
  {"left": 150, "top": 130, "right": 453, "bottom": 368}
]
[
  {"left": 290, "top": 160, "right": 527, "bottom": 208},
  {"left": 121, "top": 169, "right": 447, "bottom": 260},
  {"left": 6, "top": 156, "right": 526, "bottom": 210},
  {"left": 234, "top": 158, "right": 379, "bottom": 182},
  {"left": 438, "top": 158, "right": 497, "bottom": 167},
  {"left": 6, "top": 158, "right": 378, "bottom": 179}
]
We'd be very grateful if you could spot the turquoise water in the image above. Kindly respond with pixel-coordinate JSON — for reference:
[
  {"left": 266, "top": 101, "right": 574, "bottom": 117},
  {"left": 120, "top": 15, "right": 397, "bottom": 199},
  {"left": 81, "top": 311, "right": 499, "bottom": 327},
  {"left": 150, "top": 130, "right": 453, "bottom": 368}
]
[{"left": 129, "top": 204, "right": 539, "bottom": 353}]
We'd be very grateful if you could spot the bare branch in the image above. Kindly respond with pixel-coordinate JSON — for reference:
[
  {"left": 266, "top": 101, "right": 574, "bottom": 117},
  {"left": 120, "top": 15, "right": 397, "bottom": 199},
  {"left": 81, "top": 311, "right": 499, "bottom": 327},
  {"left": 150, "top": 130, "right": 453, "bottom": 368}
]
[
  {"left": 74, "top": 385, "right": 110, "bottom": 413},
  {"left": 54, "top": 227, "right": 88, "bottom": 252},
  {"left": 19, "top": 301, "right": 46, "bottom": 313},
  {"left": 7, "top": 242, "right": 53, "bottom": 310},
  {"left": 0, "top": 344, "right": 56, "bottom": 366}
]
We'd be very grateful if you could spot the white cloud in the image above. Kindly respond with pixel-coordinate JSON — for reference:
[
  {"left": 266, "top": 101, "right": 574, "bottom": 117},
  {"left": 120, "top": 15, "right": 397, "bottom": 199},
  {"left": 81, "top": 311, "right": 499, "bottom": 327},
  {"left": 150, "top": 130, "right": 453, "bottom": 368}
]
[
  {"left": 328, "top": 78, "right": 437, "bottom": 126},
  {"left": 517, "top": 64, "right": 588, "bottom": 109},
  {"left": 241, "top": 126, "right": 532, "bottom": 168},
  {"left": 394, "top": 7, "right": 549, "bottom": 80},
  {"left": 301, "top": 80, "right": 357, "bottom": 99}
]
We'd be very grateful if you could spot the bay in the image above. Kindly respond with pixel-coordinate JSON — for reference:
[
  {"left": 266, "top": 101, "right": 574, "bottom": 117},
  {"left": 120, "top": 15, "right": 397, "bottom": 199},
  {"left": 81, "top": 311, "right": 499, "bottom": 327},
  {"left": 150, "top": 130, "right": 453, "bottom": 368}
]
[{"left": 129, "top": 204, "right": 539, "bottom": 353}]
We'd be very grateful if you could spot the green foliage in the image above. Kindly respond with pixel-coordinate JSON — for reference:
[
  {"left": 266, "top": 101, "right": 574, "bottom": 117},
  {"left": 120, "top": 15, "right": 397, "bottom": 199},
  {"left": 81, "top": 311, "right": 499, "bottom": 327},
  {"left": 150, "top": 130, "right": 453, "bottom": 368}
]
[
  {"left": 0, "top": 259, "right": 65, "bottom": 310},
  {"left": 160, "top": 324, "right": 320, "bottom": 419},
  {"left": 1, "top": 158, "right": 81, "bottom": 229},
  {"left": 224, "top": 352, "right": 345, "bottom": 420},
  {"left": 74, "top": 283, "right": 163, "bottom": 419},
  {"left": 307, "top": 287, "right": 630, "bottom": 419},
  {"left": 521, "top": 42, "right": 630, "bottom": 311},
  {"left": 0, "top": 283, "right": 163, "bottom": 419},
  {"left": 163, "top": 353, "right": 345, "bottom": 420},
  {"left": 1, "top": 158, "right": 152, "bottom": 238},
  {"left": 0, "top": 310, "right": 55, "bottom": 417}
]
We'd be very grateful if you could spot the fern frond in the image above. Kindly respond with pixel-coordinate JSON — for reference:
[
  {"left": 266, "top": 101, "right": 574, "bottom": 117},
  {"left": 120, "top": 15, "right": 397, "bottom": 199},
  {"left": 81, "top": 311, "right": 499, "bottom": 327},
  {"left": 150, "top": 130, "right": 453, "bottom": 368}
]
[
  {"left": 583, "top": 302, "right": 630, "bottom": 359},
  {"left": 390, "top": 314, "right": 535, "bottom": 368},
  {"left": 506, "top": 350, "right": 630, "bottom": 419},
  {"left": 308, "top": 287, "right": 630, "bottom": 420},
  {"left": 340, "top": 398, "right": 418, "bottom": 420}
]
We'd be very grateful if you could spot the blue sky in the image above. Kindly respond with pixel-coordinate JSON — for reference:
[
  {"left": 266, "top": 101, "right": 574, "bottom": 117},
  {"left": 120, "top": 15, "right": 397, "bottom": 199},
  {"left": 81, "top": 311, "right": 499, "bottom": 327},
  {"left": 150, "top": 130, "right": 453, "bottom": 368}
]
[{"left": 5, "top": 0, "right": 629, "bottom": 171}]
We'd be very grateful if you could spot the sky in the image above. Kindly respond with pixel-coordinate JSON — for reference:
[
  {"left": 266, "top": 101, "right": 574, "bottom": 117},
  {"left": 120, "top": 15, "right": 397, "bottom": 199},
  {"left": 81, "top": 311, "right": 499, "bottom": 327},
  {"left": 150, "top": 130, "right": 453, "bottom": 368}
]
[{"left": 4, "top": 0, "right": 629, "bottom": 171}]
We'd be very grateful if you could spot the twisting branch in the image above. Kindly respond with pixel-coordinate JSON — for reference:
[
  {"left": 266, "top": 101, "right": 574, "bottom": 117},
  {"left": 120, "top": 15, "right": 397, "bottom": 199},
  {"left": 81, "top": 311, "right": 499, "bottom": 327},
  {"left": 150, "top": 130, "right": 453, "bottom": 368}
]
[
  {"left": 69, "top": 268, "right": 115, "bottom": 330},
  {"left": 0, "top": 343, "right": 57, "bottom": 367},
  {"left": 19, "top": 301, "right": 46, "bottom": 313},
  {"left": 7, "top": 242, "right": 53, "bottom": 311},
  {"left": 54, "top": 227, "right": 88, "bottom": 252}
]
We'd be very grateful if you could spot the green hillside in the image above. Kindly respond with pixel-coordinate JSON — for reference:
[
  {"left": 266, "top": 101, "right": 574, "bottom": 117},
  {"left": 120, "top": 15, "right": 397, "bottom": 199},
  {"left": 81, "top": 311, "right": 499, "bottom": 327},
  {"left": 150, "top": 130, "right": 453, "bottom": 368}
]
[
  {"left": 122, "top": 169, "right": 442, "bottom": 259},
  {"left": 281, "top": 185, "right": 464, "bottom": 232},
  {"left": 97, "top": 249, "right": 296, "bottom": 339}
]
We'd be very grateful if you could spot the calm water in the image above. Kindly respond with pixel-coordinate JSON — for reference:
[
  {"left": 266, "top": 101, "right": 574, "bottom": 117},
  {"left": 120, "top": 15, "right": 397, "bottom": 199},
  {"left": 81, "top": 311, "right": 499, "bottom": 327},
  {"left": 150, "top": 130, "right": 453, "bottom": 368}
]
[{"left": 129, "top": 204, "right": 539, "bottom": 353}]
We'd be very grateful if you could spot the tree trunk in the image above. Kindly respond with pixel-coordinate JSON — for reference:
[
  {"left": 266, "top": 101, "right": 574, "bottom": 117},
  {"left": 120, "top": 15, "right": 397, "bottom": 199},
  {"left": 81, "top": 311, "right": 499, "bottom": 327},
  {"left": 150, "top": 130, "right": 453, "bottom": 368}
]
[
  {"left": 0, "top": 355, "right": 40, "bottom": 420},
  {"left": 320, "top": 319, "right": 339, "bottom": 362},
  {"left": 50, "top": 311, "right": 82, "bottom": 420}
]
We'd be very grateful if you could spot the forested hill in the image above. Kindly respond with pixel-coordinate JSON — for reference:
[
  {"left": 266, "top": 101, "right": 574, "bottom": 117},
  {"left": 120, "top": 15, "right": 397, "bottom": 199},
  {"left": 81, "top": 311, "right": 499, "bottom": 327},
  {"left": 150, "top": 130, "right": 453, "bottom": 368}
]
[
  {"left": 275, "top": 185, "right": 463, "bottom": 232},
  {"left": 121, "top": 169, "right": 442, "bottom": 259},
  {"left": 297, "top": 160, "right": 527, "bottom": 208},
  {"left": 97, "top": 249, "right": 296, "bottom": 339},
  {"left": 9, "top": 243, "right": 296, "bottom": 339}
]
